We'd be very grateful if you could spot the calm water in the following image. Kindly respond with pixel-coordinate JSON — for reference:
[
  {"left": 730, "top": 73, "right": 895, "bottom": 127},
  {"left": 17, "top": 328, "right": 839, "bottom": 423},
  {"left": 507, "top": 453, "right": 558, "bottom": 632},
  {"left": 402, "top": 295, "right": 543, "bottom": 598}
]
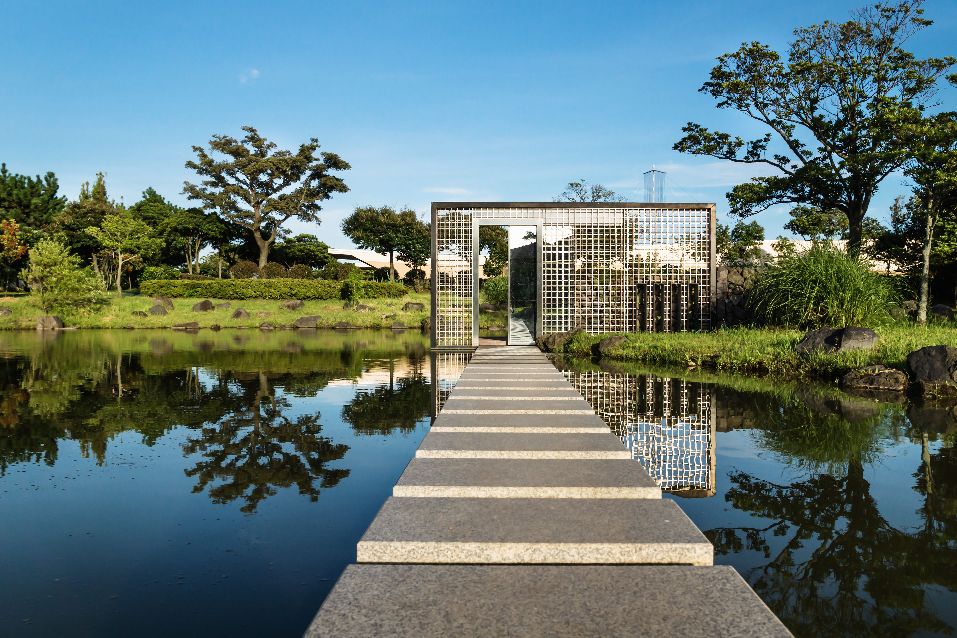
[
  {"left": 546, "top": 356, "right": 957, "bottom": 638},
  {"left": 0, "top": 329, "right": 434, "bottom": 637},
  {"left": 3, "top": 335, "right": 956, "bottom": 637}
]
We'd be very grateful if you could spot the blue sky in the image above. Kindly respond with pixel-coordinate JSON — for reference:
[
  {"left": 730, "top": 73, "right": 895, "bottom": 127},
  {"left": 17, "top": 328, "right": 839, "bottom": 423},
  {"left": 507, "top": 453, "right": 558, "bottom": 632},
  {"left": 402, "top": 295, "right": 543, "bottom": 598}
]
[{"left": 2, "top": 0, "right": 956, "bottom": 247}]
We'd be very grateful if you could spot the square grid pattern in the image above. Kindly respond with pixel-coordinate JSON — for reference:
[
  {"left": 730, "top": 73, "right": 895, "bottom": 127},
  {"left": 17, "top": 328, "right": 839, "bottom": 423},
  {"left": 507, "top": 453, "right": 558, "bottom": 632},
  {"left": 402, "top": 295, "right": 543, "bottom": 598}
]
[
  {"left": 564, "top": 370, "right": 715, "bottom": 497},
  {"left": 432, "top": 204, "right": 714, "bottom": 348}
]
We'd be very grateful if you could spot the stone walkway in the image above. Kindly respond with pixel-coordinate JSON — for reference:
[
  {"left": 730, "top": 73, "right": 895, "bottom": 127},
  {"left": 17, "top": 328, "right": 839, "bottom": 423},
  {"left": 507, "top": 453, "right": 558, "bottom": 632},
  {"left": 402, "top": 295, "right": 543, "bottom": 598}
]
[
  {"left": 507, "top": 315, "right": 535, "bottom": 345},
  {"left": 305, "top": 346, "right": 791, "bottom": 637}
]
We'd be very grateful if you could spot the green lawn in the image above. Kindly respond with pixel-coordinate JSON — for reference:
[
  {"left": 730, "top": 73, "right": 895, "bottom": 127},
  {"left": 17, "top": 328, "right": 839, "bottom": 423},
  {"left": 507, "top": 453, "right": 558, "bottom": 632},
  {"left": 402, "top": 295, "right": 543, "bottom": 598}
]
[
  {"left": 558, "top": 324, "right": 957, "bottom": 381},
  {"left": 0, "top": 293, "right": 432, "bottom": 330}
]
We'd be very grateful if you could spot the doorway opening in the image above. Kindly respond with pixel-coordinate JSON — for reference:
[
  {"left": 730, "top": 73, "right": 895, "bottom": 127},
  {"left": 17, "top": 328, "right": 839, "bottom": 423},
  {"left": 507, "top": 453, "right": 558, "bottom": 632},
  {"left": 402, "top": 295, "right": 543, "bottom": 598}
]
[{"left": 507, "top": 225, "right": 537, "bottom": 345}]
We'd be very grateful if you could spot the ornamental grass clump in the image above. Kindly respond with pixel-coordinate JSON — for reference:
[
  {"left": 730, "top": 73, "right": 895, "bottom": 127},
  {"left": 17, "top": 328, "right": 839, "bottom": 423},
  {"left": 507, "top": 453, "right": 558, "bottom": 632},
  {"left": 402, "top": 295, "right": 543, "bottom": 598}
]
[{"left": 749, "top": 243, "right": 894, "bottom": 328}]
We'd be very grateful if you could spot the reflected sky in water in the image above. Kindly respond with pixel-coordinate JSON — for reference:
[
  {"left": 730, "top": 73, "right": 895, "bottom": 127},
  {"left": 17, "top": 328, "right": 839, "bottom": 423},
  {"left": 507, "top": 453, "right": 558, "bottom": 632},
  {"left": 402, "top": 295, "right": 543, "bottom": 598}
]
[{"left": 0, "top": 330, "right": 433, "bottom": 637}]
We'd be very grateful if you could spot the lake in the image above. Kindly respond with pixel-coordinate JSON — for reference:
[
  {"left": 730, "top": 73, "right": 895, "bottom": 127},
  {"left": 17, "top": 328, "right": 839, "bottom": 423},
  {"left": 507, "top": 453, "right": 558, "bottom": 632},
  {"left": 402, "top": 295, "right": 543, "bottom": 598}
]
[{"left": 1, "top": 332, "right": 955, "bottom": 637}]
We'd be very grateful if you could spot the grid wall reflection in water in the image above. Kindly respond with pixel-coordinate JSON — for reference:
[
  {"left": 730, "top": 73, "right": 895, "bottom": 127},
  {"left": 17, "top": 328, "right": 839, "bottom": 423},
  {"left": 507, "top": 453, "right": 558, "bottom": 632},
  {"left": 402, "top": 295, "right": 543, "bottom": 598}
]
[{"left": 561, "top": 370, "right": 715, "bottom": 497}]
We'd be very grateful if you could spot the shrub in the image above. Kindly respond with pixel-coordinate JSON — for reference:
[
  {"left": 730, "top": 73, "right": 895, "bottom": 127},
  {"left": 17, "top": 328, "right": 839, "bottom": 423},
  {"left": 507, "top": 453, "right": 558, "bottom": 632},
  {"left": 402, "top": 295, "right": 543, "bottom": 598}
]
[
  {"left": 316, "top": 261, "right": 361, "bottom": 281},
  {"left": 287, "top": 264, "right": 313, "bottom": 279},
  {"left": 341, "top": 280, "right": 359, "bottom": 305},
  {"left": 141, "top": 265, "right": 181, "bottom": 281},
  {"left": 139, "top": 278, "right": 408, "bottom": 300},
  {"left": 229, "top": 260, "right": 259, "bottom": 279},
  {"left": 20, "top": 239, "right": 108, "bottom": 314},
  {"left": 260, "top": 262, "right": 287, "bottom": 279},
  {"left": 482, "top": 275, "right": 508, "bottom": 307},
  {"left": 749, "top": 243, "right": 894, "bottom": 328}
]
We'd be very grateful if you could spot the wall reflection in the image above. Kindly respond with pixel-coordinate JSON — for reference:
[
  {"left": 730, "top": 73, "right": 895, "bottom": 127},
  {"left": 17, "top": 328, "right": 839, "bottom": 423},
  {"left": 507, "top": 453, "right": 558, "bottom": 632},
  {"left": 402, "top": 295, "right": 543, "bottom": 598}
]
[{"left": 561, "top": 370, "right": 715, "bottom": 497}]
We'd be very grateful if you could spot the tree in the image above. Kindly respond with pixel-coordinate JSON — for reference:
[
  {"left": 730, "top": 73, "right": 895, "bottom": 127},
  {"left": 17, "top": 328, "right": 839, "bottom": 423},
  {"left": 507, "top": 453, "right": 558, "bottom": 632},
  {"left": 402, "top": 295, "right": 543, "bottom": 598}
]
[
  {"left": 717, "top": 220, "right": 766, "bottom": 264},
  {"left": 52, "top": 173, "right": 118, "bottom": 263},
  {"left": 0, "top": 163, "right": 65, "bottom": 237},
  {"left": 184, "top": 126, "right": 350, "bottom": 268},
  {"left": 20, "top": 239, "right": 107, "bottom": 314},
  {"left": 479, "top": 226, "right": 508, "bottom": 277},
  {"left": 555, "top": 179, "right": 624, "bottom": 203},
  {"left": 0, "top": 219, "right": 28, "bottom": 286},
  {"left": 86, "top": 210, "right": 163, "bottom": 293},
  {"left": 271, "top": 233, "right": 331, "bottom": 269},
  {"left": 396, "top": 219, "right": 430, "bottom": 276},
  {"left": 904, "top": 112, "right": 957, "bottom": 323},
  {"left": 161, "top": 206, "right": 228, "bottom": 275},
  {"left": 341, "top": 206, "right": 422, "bottom": 281},
  {"left": 674, "top": 1, "right": 955, "bottom": 257},
  {"left": 784, "top": 205, "right": 849, "bottom": 240}
]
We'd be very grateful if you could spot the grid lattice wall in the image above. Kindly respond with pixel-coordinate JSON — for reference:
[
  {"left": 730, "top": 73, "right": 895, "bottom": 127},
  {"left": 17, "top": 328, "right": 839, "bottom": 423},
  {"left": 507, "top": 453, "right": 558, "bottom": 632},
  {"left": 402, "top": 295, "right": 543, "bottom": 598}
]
[{"left": 432, "top": 204, "right": 714, "bottom": 348}]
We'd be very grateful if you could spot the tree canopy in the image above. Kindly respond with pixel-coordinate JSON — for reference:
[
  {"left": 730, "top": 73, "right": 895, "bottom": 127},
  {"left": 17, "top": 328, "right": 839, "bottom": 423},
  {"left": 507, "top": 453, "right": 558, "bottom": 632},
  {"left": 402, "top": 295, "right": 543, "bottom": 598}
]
[
  {"left": 0, "top": 163, "right": 65, "bottom": 235},
  {"left": 555, "top": 179, "right": 623, "bottom": 203},
  {"left": 674, "top": 0, "right": 955, "bottom": 256},
  {"left": 271, "top": 233, "right": 331, "bottom": 269},
  {"left": 341, "top": 206, "right": 425, "bottom": 281},
  {"left": 183, "top": 126, "right": 349, "bottom": 268}
]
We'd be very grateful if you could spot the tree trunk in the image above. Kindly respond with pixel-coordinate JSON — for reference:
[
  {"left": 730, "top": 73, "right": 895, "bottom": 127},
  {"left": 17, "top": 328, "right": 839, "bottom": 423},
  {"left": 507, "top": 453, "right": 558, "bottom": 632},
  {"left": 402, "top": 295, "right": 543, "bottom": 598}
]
[
  {"left": 185, "top": 247, "right": 193, "bottom": 274},
  {"left": 218, "top": 254, "right": 223, "bottom": 279},
  {"left": 253, "top": 231, "right": 270, "bottom": 269},
  {"left": 846, "top": 209, "right": 865, "bottom": 259},
  {"left": 193, "top": 238, "right": 202, "bottom": 274},
  {"left": 917, "top": 196, "right": 937, "bottom": 325},
  {"left": 389, "top": 249, "right": 394, "bottom": 282},
  {"left": 115, "top": 254, "right": 124, "bottom": 296}
]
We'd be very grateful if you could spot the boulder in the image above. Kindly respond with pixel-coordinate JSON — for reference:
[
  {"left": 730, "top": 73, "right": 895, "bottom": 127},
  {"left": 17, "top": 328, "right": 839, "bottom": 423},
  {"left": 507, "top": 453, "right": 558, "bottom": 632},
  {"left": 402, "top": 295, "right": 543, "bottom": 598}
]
[
  {"left": 259, "top": 322, "right": 276, "bottom": 331},
  {"left": 231, "top": 308, "right": 250, "bottom": 319},
  {"left": 402, "top": 301, "right": 425, "bottom": 312},
  {"left": 36, "top": 316, "right": 64, "bottom": 331},
  {"left": 354, "top": 304, "right": 374, "bottom": 312},
  {"left": 391, "top": 322, "right": 406, "bottom": 330},
  {"left": 0, "top": 307, "right": 11, "bottom": 316},
  {"left": 192, "top": 299, "right": 215, "bottom": 312},
  {"left": 795, "top": 327, "right": 878, "bottom": 354},
  {"left": 280, "top": 299, "right": 304, "bottom": 311},
  {"left": 172, "top": 321, "right": 200, "bottom": 331},
  {"left": 153, "top": 296, "right": 174, "bottom": 310},
  {"left": 539, "top": 328, "right": 584, "bottom": 353},
  {"left": 931, "top": 304, "right": 955, "bottom": 320},
  {"left": 907, "top": 345, "right": 957, "bottom": 397},
  {"left": 840, "top": 365, "right": 908, "bottom": 392},
  {"left": 383, "top": 313, "right": 398, "bottom": 320},
  {"left": 292, "top": 315, "right": 320, "bottom": 329},
  {"left": 131, "top": 310, "right": 148, "bottom": 317},
  {"left": 148, "top": 304, "right": 168, "bottom": 316},
  {"left": 595, "top": 335, "right": 628, "bottom": 357},
  {"left": 479, "top": 303, "right": 498, "bottom": 312},
  {"left": 902, "top": 300, "right": 918, "bottom": 315},
  {"left": 215, "top": 302, "right": 231, "bottom": 310},
  {"left": 420, "top": 317, "right": 430, "bottom": 332},
  {"left": 334, "top": 321, "right": 353, "bottom": 330},
  {"left": 210, "top": 324, "right": 222, "bottom": 331}
]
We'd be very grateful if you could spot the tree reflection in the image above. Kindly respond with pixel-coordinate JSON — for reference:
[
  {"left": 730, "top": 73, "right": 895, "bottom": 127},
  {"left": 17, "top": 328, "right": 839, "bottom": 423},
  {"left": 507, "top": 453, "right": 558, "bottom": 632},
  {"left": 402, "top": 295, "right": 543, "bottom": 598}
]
[
  {"left": 707, "top": 393, "right": 957, "bottom": 637},
  {"left": 182, "top": 372, "right": 349, "bottom": 513},
  {"left": 341, "top": 355, "right": 431, "bottom": 435}
]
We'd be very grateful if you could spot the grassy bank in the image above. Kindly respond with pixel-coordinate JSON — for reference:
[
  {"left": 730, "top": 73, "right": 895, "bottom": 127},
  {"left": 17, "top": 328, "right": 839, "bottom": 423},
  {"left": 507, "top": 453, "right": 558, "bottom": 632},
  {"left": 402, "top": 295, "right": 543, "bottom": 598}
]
[
  {"left": 0, "top": 293, "right": 430, "bottom": 330},
  {"left": 0, "top": 292, "right": 511, "bottom": 331},
  {"left": 558, "top": 325, "right": 957, "bottom": 381}
]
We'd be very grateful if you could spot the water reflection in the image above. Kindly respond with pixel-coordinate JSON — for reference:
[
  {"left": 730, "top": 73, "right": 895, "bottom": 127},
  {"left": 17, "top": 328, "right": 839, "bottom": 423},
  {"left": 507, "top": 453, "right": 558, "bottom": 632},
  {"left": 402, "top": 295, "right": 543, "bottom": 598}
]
[
  {"left": 552, "top": 358, "right": 957, "bottom": 637},
  {"left": 561, "top": 369, "right": 715, "bottom": 497}
]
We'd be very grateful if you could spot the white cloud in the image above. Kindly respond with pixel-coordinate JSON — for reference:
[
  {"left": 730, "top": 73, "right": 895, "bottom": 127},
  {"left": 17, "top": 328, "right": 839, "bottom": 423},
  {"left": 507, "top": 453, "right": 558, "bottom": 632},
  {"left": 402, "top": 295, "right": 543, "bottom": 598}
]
[
  {"left": 423, "top": 186, "right": 471, "bottom": 196},
  {"left": 239, "top": 68, "right": 261, "bottom": 84}
]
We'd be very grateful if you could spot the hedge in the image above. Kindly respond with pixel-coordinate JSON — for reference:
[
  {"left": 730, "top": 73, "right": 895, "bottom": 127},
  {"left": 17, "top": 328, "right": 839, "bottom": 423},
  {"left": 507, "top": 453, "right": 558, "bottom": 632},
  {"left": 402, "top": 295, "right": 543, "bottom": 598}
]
[{"left": 139, "top": 278, "right": 409, "bottom": 300}]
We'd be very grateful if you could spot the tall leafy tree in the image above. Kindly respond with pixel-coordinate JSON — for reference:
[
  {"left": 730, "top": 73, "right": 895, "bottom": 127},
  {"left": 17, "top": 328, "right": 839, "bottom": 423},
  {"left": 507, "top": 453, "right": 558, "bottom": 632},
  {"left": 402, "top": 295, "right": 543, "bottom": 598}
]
[
  {"left": 555, "top": 179, "right": 623, "bottom": 203},
  {"left": 904, "top": 112, "right": 957, "bottom": 323},
  {"left": 183, "top": 126, "right": 349, "bottom": 268},
  {"left": 87, "top": 210, "right": 163, "bottom": 293},
  {"left": 717, "top": 220, "right": 766, "bottom": 264},
  {"left": 674, "top": 1, "right": 955, "bottom": 256},
  {"left": 341, "top": 206, "right": 423, "bottom": 281},
  {"left": 161, "top": 206, "right": 229, "bottom": 275},
  {"left": 0, "top": 163, "right": 65, "bottom": 237},
  {"left": 53, "top": 173, "right": 117, "bottom": 263}
]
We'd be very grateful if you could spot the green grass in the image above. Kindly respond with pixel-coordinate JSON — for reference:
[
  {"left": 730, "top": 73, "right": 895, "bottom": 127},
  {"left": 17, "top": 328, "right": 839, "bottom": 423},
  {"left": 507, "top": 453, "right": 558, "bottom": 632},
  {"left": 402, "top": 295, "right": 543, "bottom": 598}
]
[
  {"left": 0, "top": 293, "right": 433, "bottom": 330},
  {"left": 0, "top": 292, "right": 509, "bottom": 331},
  {"left": 559, "top": 323, "right": 957, "bottom": 381}
]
